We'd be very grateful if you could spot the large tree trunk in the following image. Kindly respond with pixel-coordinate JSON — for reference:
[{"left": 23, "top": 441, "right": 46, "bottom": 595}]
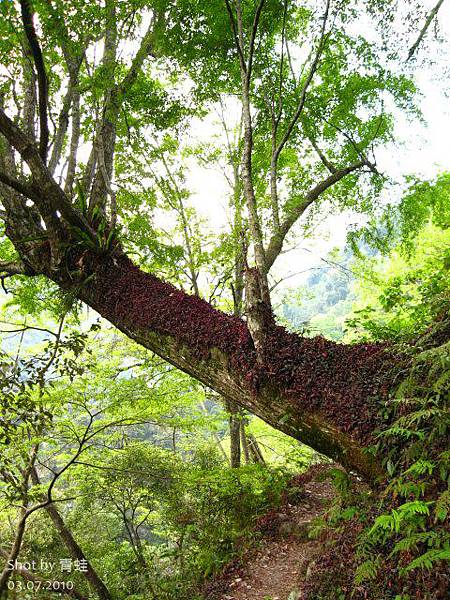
[
  {"left": 0, "top": 1, "right": 411, "bottom": 486},
  {"left": 41, "top": 249, "right": 396, "bottom": 482},
  {"left": 0, "top": 86, "right": 393, "bottom": 484}
]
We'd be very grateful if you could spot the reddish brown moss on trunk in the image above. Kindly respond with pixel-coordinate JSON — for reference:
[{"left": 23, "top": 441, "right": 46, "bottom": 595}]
[
  {"left": 260, "top": 327, "right": 396, "bottom": 444},
  {"left": 84, "top": 254, "right": 400, "bottom": 444}
]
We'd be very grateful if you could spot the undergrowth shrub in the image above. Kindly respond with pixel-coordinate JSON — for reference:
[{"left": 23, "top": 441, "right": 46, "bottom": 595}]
[
  {"left": 150, "top": 458, "right": 289, "bottom": 600},
  {"left": 302, "top": 336, "right": 449, "bottom": 599}
]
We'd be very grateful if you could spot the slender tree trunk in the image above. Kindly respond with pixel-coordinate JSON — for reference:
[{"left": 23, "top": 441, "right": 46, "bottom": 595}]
[
  {"left": 123, "top": 517, "right": 147, "bottom": 569},
  {"left": 31, "top": 469, "right": 112, "bottom": 600},
  {"left": 0, "top": 447, "right": 39, "bottom": 595},
  {"left": 240, "top": 418, "right": 251, "bottom": 464},
  {"left": 233, "top": 1, "right": 274, "bottom": 355},
  {"left": 227, "top": 399, "right": 241, "bottom": 468},
  {"left": 44, "top": 502, "right": 112, "bottom": 600},
  {"left": 239, "top": 413, "right": 265, "bottom": 465},
  {"left": 0, "top": 509, "right": 28, "bottom": 593},
  {"left": 247, "top": 433, "right": 266, "bottom": 465},
  {"left": 200, "top": 400, "right": 229, "bottom": 462}
]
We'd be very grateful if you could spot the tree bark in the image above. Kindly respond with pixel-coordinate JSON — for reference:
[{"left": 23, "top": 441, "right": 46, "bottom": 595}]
[
  {"left": 34, "top": 249, "right": 394, "bottom": 483},
  {"left": 30, "top": 470, "right": 112, "bottom": 600},
  {"left": 226, "top": 399, "right": 242, "bottom": 468},
  {"left": 0, "top": 99, "right": 396, "bottom": 484}
]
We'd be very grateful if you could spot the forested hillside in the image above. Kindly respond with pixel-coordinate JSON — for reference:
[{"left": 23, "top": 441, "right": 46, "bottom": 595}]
[{"left": 0, "top": 1, "right": 448, "bottom": 599}]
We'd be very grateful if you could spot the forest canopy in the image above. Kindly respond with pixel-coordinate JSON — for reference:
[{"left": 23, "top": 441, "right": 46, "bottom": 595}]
[{"left": 0, "top": 1, "right": 449, "bottom": 599}]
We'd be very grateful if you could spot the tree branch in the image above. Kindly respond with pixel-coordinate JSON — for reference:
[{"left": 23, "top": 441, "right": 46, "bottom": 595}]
[
  {"left": 48, "top": 52, "right": 85, "bottom": 175},
  {"left": 407, "top": 0, "right": 445, "bottom": 61},
  {"left": 273, "top": 0, "right": 330, "bottom": 163},
  {"left": 268, "top": 0, "right": 330, "bottom": 242},
  {"left": 89, "top": 0, "right": 118, "bottom": 214},
  {"left": 224, "top": 0, "right": 247, "bottom": 75},
  {"left": 275, "top": 0, "right": 289, "bottom": 126},
  {"left": 0, "top": 107, "right": 95, "bottom": 238},
  {"left": 0, "top": 260, "right": 29, "bottom": 276},
  {"left": 0, "top": 170, "right": 40, "bottom": 203},
  {"left": 306, "top": 132, "right": 337, "bottom": 174},
  {"left": 247, "top": 0, "right": 266, "bottom": 80},
  {"left": 20, "top": 0, "right": 49, "bottom": 163},
  {"left": 265, "top": 158, "right": 365, "bottom": 270},
  {"left": 118, "top": 15, "right": 159, "bottom": 95},
  {"left": 64, "top": 86, "right": 81, "bottom": 196}
]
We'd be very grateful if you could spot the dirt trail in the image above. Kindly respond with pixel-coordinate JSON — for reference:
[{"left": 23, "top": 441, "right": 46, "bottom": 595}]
[{"left": 215, "top": 477, "right": 335, "bottom": 600}]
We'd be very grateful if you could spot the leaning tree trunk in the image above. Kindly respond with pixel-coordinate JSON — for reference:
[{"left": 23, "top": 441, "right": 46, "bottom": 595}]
[
  {"left": 42, "top": 503, "right": 112, "bottom": 600},
  {"left": 0, "top": 101, "right": 397, "bottom": 483},
  {"left": 247, "top": 433, "right": 266, "bottom": 465},
  {"left": 37, "top": 249, "right": 397, "bottom": 483}
]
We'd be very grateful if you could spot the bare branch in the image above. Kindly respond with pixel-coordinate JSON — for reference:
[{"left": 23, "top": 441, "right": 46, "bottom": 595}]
[
  {"left": 268, "top": 0, "right": 330, "bottom": 238},
  {"left": 96, "top": 134, "right": 117, "bottom": 227},
  {"left": 407, "top": 0, "right": 445, "bottom": 61},
  {"left": 0, "top": 321, "right": 57, "bottom": 336},
  {"left": 20, "top": 35, "right": 37, "bottom": 141},
  {"left": 306, "top": 133, "right": 337, "bottom": 174},
  {"left": 321, "top": 116, "right": 381, "bottom": 175},
  {"left": 269, "top": 267, "right": 319, "bottom": 291},
  {"left": 265, "top": 158, "right": 365, "bottom": 270},
  {"left": 43, "top": 0, "right": 88, "bottom": 178},
  {"left": 273, "top": 0, "right": 331, "bottom": 163}
]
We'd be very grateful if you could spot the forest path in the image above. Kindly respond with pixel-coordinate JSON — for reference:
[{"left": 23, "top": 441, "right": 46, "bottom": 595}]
[{"left": 214, "top": 474, "right": 335, "bottom": 600}]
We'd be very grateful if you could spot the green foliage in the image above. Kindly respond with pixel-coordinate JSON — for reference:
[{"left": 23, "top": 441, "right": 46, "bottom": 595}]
[
  {"left": 350, "top": 340, "right": 449, "bottom": 592},
  {"left": 0, "top": 321, "right": 299, "bottom": 600},
  {"left": 51, "top": 441, "right": 288, "bottom": 600},
  {"left": 280, "top": 249, "right": 357, "bottom": 340},
  {"left": 304, "top": 193, "right": 450, "bottom": 598},
  {"left": 348, "top": 221, "right": 450, "bottom": 341},
  {"left": 0, "top": 2, "right": 448, "bottom": 599}
]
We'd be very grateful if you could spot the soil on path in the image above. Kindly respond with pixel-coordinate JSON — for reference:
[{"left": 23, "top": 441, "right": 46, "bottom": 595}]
[{"left": 209, "top": 470, "right": 336, "bottom": 600}]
